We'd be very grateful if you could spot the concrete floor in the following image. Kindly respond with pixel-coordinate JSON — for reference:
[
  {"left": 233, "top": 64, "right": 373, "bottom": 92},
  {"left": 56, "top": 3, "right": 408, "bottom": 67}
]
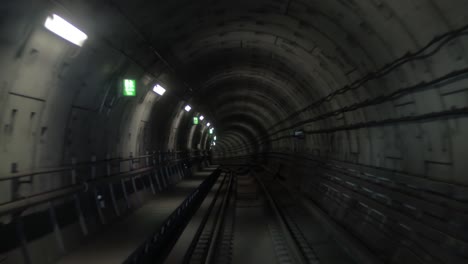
[
  {"left": 52, "top": 169, "right": 365, "bottom": 264},
  {"left": 265, "top": 179, "right": 357, "bottom": 264},
  {"left": 56, "top": 169, "right": 216, "bottom": 264},
  {"left": 232, "top": 207, "right": 280, "bottom": 264},
  {"left": 231, "top": 174, "right": 285, "bottom": 264},
  {"left": 164, "top": 173, "right": 227, "bottom": 264}
]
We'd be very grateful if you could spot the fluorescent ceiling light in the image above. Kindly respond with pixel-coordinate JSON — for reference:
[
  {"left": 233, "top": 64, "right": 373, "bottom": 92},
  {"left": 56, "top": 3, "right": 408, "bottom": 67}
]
[
  {"left": 44, "top": 14, "right": 88, "bottom": 47},
  {"left": 184, "top": 105, "right": 192, "bottom": 112},
  {"left": 206, "top": 123, "right": 211, "bottom": 127},
  {"left": 214, "top": 136, "right": 217, "bottom": 141},
  {"left": 199, "top": 115, "right": 205, "bottom": 121},
  {"left": 153, "top": 84, "right": 166, "bottom": 96}
]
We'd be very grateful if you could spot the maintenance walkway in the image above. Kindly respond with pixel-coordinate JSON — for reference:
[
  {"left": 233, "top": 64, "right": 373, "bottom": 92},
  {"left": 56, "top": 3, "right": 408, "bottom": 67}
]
[{"left": 57, "top": 166, "right": 218, "bottom": 264}]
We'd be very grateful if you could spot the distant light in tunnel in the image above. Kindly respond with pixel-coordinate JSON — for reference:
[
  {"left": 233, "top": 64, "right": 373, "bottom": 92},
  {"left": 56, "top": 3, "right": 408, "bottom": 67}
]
[
  {"left": 206, "top": 123, "right": 211, "bottom": 127},
  {"left": 44, "top": 14, "right": 88, "bottom": 47},
  {"left": 193, "top": 117, "right": 199, "bottom": 125},
  {"left": 184, "top": 105, "right": 192, "bottom": 112},
  {"left": 293, "top": 129, "right": 305, "bottom": 139},
  {"left": 199, "top": 115, "right": 205, "bottom": 121},
  {"left": 153, "top": 84, "right": 166, "bottom": 96},
  {"left": 214, "top": 136, "right": 217, "bottom": 141},
  {"left": 209, "top": 128, "right": 214, "bottom": 134},
  {"left": 123, "top": 79, "right": 137, "bottom": 96}
]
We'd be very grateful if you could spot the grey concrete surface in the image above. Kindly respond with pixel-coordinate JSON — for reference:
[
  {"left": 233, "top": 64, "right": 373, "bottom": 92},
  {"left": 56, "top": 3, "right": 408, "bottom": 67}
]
[
  {"left": 1, "top": 1, "right": 468, "bottom": 263},
  {"left": 231, "top": 174, "right": 286, "bottom": 264},
  {"left": 56, "top": 171, "right": 213, "bottom": 264},
  {"left": 164, "top": 173, "right": 226, "bottom": 264}
]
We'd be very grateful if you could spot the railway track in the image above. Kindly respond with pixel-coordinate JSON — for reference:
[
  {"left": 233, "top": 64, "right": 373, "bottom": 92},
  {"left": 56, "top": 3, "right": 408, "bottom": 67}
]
[{"left": 179, "top": 166, "right": 322, "bottom": 264}]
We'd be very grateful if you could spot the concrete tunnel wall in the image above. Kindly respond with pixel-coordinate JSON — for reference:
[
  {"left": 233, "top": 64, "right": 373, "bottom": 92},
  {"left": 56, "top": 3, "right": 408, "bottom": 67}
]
[{"left": 1, "top": 0, "right": 468, "bottom": 263}]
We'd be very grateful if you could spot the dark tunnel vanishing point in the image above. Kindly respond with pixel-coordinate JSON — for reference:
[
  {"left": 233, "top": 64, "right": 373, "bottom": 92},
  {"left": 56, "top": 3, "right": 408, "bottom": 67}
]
[{"left": 1, "top": 0, "right": 468, "bottom": 263}]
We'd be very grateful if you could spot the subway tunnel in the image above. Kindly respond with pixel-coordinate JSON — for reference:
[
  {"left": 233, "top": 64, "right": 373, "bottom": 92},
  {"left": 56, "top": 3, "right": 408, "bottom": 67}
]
[{"left": 1, "top": 0, "right": 468, "bottom": 263}]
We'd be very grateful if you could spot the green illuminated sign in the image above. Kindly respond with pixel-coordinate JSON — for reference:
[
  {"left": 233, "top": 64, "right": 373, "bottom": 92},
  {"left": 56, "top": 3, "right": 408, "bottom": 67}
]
[
  {"left": 123, "top": 79, "right": 136, "bottom": 96},
  {"left": 193, "top": 117, "right": 199, "bottom": 125}
]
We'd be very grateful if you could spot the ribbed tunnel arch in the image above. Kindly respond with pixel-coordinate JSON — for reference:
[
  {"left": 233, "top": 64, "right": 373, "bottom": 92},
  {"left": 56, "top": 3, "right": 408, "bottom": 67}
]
[
  {"left": 1, "top": 1, "right": 468, "bottom": 263},
  {"left": 218, "top": 123, "right": 261, "bottom": 150}
]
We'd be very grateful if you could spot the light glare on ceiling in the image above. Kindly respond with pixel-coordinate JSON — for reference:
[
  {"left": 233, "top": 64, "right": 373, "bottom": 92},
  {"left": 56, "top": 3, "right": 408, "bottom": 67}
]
[
  {"left": 44, "top": 14, "right": 88, "bottom": 46},
  {"left": 153, "top": 84, "right": 166, "bottom": 96}
]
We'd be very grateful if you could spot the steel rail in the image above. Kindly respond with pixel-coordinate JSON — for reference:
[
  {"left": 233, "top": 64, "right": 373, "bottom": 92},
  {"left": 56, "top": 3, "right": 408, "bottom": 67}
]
[
  {"left": 182, "top": 171, "right": 230, "bottom": 263},
  {"left": 255, "top": 174, "right": 311, "bottom": 264},
  {"left": 205, "top": 170, "right": 234, "bottom": 264}
]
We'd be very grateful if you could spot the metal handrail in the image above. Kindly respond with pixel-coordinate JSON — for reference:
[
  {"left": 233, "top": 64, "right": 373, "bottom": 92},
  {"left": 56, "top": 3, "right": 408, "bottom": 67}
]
[
  {"left": 0, "top": 154, "right": 154, "bottom": 181},
  {"left": 0, "top": 153, "right": 206, "bottom": 217},
  {"left": 1, "top": 166, "right": 75, "bottom": 181},
  {"left": 1, "top": 151, "right": 208, "bottom": 181},
  {"left": 0, "top": 166, "right": 154, "bottom": 216}
]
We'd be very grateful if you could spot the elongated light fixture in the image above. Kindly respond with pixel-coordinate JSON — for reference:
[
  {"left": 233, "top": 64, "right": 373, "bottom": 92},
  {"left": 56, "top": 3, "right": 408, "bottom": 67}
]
[
  {"left": 44, "top": 14, "right": 88, "bottom": 47},
  {"left": 153, "top": 84, "right": 166, "bottom": 96}
]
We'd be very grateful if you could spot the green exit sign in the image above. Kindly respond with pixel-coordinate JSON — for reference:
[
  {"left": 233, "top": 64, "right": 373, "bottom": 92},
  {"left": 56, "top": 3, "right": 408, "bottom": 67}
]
[
  {"left": 193, "top": 117, "right": 199, "bottom": 125},
  {"left": 123, "top": 79, "right": 136, "bottom": 96}
]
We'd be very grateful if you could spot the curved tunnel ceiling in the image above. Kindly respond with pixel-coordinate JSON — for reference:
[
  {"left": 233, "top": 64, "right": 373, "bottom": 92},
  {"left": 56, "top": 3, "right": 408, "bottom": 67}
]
[
  {"left": 2, "top": 1, "right": 468, "bottom": 263},
  {"left": 0, "top": 0, "right": 466, "bottom": 164},
  {"left": 122, "top": 0, "right": 467, "bottom": 154},
  {"left": 5, "top": 0, "right": 463, "bottom": 159}
]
